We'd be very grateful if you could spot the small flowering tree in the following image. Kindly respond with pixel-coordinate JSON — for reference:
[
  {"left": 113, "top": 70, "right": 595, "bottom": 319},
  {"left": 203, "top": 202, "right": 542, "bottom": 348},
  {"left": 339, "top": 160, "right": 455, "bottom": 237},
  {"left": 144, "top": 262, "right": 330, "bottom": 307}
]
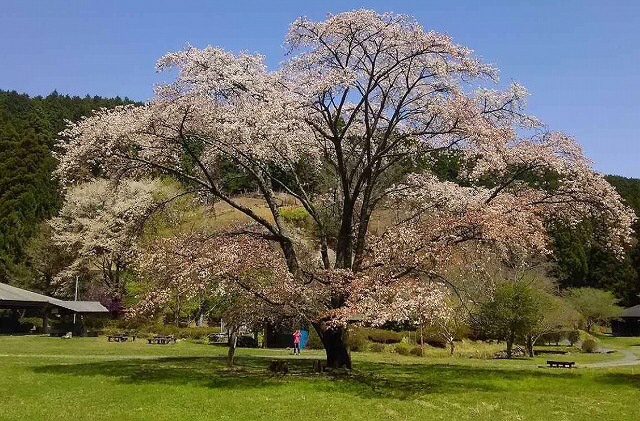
[
  {"left": 55, "top": 10, "right": 634, "bottom": 368},
  {"left": 423, "top": 301, "right": 469, "bottom": 356},
  {"left": 348, "top": 277, "right": 453, "bottom": 356},
  {"left": 130, "top": 231, "right": 298, "bottom": 366},
  {"left": 49, "top": 179, "right": 162, "bottom": 308}
]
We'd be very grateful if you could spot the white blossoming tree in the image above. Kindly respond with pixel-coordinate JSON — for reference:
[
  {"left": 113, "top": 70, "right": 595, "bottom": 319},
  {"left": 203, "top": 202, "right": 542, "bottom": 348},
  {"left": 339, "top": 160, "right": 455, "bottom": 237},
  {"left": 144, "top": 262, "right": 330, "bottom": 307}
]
[
  {"left": 131, "top": 231, "right": 290, "bottom": 366},
  {"left": 49, "top": 178, "right": 163, "bottom": 310},
  {"left": 55, "top": 10, "right": 634, "bottom": 368}
]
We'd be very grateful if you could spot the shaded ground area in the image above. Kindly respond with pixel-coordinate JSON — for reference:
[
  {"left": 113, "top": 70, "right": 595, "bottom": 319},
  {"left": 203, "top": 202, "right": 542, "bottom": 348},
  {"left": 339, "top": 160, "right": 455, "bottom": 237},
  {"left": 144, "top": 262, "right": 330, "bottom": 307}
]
[
  {"left": 33, "top": 355, "right": 584, "bottom": 399},
  {"left": 1, "top": 336, "right": 640, "bottom": 421}
]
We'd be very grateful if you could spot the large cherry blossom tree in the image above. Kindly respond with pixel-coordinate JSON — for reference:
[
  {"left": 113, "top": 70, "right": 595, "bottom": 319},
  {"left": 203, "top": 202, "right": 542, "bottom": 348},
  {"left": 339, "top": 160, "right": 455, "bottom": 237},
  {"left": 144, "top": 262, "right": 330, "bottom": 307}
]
[{"left": 55, "top": 10, "right": 634, "bottom": 368}]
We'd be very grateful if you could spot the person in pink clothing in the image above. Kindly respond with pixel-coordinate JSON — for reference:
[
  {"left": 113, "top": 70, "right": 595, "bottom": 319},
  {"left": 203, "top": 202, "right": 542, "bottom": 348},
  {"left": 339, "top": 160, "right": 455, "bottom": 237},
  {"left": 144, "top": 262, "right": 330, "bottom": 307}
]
[{"left": 292, "top": 329, "right": 301, "bottom": 355}]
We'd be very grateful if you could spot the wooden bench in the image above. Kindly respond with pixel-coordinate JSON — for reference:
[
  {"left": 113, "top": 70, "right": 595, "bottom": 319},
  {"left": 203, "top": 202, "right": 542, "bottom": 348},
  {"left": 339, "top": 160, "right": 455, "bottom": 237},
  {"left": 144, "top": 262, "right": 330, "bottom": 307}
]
[
  {"left": 147, "top": 335, "right": 176, "bottom": 345},
  {"left": 547, "top": 360, "right": 575, "bottom": 368}
]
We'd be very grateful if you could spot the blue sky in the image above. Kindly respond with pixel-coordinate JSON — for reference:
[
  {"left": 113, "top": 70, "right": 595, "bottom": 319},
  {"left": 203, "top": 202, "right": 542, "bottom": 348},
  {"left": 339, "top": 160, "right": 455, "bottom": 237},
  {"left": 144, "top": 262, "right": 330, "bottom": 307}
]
[{"left": 1, "top": 1, "right": 638, "bottom": 177}]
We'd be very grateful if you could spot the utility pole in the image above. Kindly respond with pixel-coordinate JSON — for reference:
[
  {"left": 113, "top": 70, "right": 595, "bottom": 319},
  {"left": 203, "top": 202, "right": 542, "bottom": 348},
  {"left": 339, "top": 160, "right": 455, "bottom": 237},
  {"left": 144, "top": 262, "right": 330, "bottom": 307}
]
[{"left": 72, "top": 276, "right": 79, "bottom": 325}]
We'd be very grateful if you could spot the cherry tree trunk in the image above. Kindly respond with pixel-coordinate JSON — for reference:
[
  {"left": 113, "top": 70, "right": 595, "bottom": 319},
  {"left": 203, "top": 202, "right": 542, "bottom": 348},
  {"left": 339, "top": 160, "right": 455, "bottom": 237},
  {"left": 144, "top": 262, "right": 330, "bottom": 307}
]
[
  {"left": 227, "top": 329, "right": 238, "bottom": 367},
  {"left": 334, "top": 202, "right": 354, "bottom": 269},
  {"left": 314, "top": 323, "right": 352, "bottom": 369}
]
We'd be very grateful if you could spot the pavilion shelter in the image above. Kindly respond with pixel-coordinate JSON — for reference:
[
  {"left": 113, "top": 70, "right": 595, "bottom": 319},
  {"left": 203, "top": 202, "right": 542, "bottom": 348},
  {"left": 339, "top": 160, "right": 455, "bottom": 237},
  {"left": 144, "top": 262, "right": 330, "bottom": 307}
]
[
  {"left": 612, "top": 304, "right": 640, "bottom": 336},
  {"left": 0, "top": 282, "right": 108, "bottom": 334}
]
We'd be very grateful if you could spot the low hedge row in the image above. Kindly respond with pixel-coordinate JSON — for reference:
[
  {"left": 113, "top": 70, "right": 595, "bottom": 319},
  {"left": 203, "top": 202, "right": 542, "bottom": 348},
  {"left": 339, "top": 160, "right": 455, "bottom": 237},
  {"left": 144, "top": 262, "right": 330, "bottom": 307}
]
[
  {"left": 359, "top": 327, "right": 405, "bottom": 344},
  {"left": 102, "top": 324, "right": 222, "bottom": 340},
  {"left": 536, "top": 330, "right": 580, "bottom": 346}
]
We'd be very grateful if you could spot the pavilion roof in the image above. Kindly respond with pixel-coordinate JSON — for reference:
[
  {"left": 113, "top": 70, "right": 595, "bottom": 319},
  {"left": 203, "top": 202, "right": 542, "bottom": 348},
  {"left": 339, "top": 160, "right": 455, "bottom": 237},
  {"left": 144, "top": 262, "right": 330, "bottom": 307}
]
[
  {"left": 0, "top": 282, "right": 108, "bottom": 313},
  {"left": 620, "top": 304, "right": 640, "bottom": 318}
]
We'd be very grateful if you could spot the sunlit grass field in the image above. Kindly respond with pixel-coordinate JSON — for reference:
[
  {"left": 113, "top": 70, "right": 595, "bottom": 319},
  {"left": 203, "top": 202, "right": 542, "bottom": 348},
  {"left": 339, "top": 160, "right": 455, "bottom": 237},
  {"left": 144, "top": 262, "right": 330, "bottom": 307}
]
[{"left": 1, "top": 335, "right": 639, "bottom": 421}]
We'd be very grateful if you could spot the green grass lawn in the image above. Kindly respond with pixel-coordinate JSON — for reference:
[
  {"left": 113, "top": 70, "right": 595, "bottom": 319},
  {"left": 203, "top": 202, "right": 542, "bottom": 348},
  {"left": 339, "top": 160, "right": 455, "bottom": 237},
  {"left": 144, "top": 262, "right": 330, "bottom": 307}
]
[{"left": 1, "top": 336, "right": 639, "bottom": 421}]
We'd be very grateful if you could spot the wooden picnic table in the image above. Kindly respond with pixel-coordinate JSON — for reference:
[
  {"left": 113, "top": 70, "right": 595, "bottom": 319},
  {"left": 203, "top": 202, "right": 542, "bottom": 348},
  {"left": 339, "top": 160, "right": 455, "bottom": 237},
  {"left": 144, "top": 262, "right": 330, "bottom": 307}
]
[
  {"left": 547, "top": 360, "right": 575, "bottom": 368},
  {"left": 147, "top": 335, "right": 176, "bottom": 345},
  {"left": 107, "top": 334, "right": 136, "bottom": 342},
  {"left": 208, "top": 333, "right": 229, "bottom": 344}
]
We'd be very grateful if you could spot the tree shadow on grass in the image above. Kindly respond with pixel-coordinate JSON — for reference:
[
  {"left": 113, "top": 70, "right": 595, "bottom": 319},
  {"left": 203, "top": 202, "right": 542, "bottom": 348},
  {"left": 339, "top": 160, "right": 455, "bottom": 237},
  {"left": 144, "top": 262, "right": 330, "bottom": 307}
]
[
  {"left": 33, "top": 355, "right": 582, "bottom": 400},
  {"left": 34, "top": 356, "right": 289, "bottom": 390},
  {"left": 342, "top": 360, "right": 582, "bottom": 400},
  {"left": 594, "top": 372, "right": 640, "bottom": 389}
]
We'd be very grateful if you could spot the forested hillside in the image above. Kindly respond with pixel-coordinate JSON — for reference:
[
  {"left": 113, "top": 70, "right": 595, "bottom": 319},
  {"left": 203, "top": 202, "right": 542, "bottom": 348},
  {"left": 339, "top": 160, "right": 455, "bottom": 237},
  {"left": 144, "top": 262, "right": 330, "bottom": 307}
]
[
  {"left": 551, "top": 175, "right": 640, "bottom": 306},
  {"left": 0, "top": 90, "right": 133, "bottom": 282}
]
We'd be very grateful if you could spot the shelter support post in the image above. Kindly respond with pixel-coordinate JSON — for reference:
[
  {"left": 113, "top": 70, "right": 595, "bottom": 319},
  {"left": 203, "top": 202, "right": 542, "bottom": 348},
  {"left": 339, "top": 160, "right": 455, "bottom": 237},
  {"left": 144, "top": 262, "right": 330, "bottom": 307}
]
[{"left": 42, "top": 307, "right": 51, "bottom": 335}]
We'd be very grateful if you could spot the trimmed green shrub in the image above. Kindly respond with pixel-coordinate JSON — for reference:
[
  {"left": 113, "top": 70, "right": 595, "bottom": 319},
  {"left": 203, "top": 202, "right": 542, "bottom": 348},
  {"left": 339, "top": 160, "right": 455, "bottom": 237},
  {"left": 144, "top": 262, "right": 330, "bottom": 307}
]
[
  {"left": 346, "top": 329, "right": 368, "bottom": 352},
  {"left": 279, "top": 206, "right": 312, "bottom": 229},
  {"left": 82, "top": 317, "right": 108, "bottom": 330},
  {"left": 305, "top": 328, "right": 324, "bottom": 349},
  {"left": 394, "top": 343, "right": 411, "bottom": 356},
  {"left": 103, "top": 323, "right": 221, "bottom": 340},
  {"left": 567, "top": 330, "right": 580, "bottom": 346},
  {"left": 409, "top": 346, "right": 423, "bottom": 357},
  {"left": 582, "top": 338, "right": 597, "bottom": 353},
  {"left": 360, "top": 327, "right": 403, "bottom": 344},
  {"left": 538, "top": 331, "right": 564, "bottom": 345},
  {"left": 418, "top": 337, "right": 447, "bottom": 348},
  {"left": 548, "top": 331, "right": 563, "bottom": 345},
  {"left": 19, "top": 317, "right": 43, "bottom": 329},
  {"left": 369, "top": 342, "right": 386, "bottom": 353}
]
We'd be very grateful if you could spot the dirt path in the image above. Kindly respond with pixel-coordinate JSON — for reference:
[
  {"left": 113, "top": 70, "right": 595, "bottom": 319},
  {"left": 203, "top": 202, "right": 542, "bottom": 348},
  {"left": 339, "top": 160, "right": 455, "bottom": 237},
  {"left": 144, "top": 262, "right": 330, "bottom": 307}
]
[{"left": 582, "top": 348, "right": 640, "bottom": 368}]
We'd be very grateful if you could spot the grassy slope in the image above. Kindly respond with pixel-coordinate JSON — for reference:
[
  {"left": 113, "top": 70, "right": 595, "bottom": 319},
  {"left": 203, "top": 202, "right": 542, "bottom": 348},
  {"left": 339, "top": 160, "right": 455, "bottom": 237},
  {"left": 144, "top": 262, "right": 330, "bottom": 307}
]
[{"left": 1, "top": 336, "right": 639, "bottom": 421}]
